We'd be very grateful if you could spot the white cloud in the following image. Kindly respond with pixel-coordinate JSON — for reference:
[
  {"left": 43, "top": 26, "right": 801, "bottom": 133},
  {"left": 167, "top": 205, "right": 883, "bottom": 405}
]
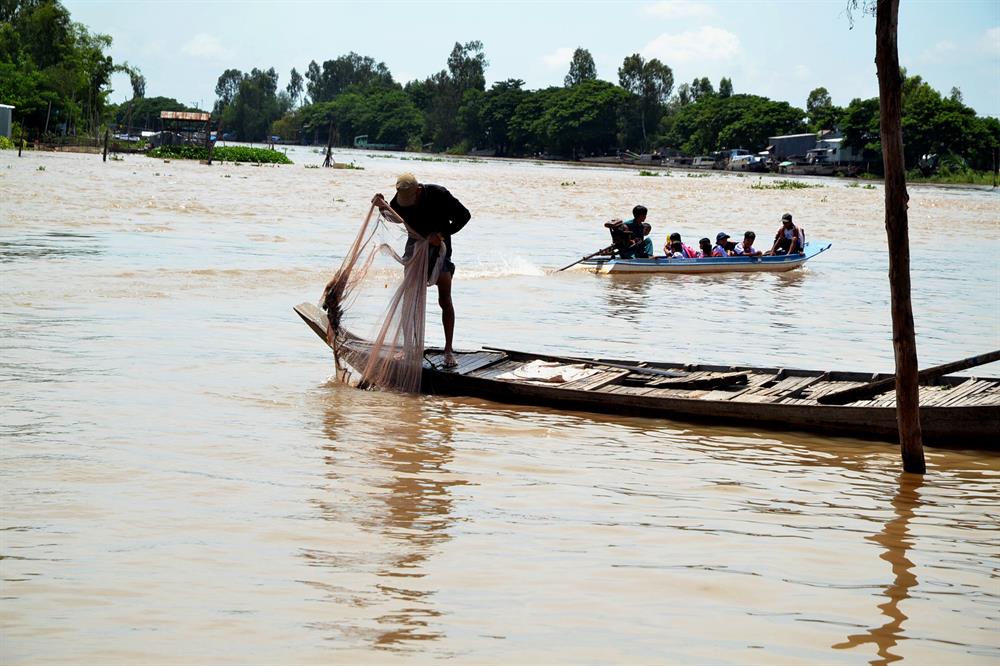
[
  {"left": 180, "top": 33, "right": 233, "bottom": 60},
  {"left": 542, "top": 47, "right": 575, "bottom": 69},
  {"left": 642, "top": 26, "right": 740, "bottom": 64},
  {"left": 914, "top": 40, "right": 958, "bottom": 64},
  {"left": 980, "top": 26, "right": 1000, "bottom": 56},
  {"left": 641, "top": 1, "right": 716, "bottom": 20}
]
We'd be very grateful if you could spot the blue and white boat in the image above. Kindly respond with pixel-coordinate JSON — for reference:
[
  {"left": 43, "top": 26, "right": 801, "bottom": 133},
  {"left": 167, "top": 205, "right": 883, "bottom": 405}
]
[{"left": 579, "top": 242, "right": 831, "bottom": 274}]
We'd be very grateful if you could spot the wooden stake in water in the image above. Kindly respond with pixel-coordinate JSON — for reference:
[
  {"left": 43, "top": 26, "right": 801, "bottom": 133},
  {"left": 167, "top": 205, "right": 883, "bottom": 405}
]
[
  {"left": 102, "top": 129, "right": 109, "bottom": 163},
  {"left": 875, "top": 0, "right": 925, "bottom": 473}
]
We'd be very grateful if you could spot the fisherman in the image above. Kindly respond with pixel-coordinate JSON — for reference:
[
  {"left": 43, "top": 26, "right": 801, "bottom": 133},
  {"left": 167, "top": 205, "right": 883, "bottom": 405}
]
[
  {"left": 769, "top": 213, "right": 805, "bottom": 255},
  {"left": 371, "top": 173, "right": 470, "bottom": 368},
  {"left": 604, "top": 205, "right": 653, "bottom": 258}
]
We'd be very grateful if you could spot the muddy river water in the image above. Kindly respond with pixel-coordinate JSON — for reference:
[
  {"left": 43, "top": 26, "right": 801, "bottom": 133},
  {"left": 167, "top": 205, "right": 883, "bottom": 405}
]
[{"left": 1, "top": 146, "right": 998, "bottom": 664}]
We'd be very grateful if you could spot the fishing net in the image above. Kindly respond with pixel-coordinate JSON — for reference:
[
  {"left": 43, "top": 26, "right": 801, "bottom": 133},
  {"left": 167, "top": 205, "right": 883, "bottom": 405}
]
[{"left": 320, "top": 203, "right": 443, "bottom": 393}]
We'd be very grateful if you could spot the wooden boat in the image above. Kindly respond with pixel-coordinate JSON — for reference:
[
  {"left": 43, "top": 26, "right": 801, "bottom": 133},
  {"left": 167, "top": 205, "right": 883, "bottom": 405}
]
[
  {"left": 294, "top": 303, "right": 1000, "bottom": 450},
  {"left": 580, "top": 242, "right": 831, "bottom": 274}
]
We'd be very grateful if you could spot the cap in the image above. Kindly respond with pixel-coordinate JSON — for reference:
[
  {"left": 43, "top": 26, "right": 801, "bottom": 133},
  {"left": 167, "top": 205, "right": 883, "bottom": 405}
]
[
  {"left": 716, "top": 232, "right": 730, "bottom": 242},
  {"left": 395, "top": 173, "right": 419, "bottom": 206},
  {"left": 395, "top": 172, "right": 418, "bottom": 190},
  {"left": 781, "top": 213, "right": 793, "bottom": 222},
  {"left": 669, "top": 232, "right": 681, "bottom": 241}
]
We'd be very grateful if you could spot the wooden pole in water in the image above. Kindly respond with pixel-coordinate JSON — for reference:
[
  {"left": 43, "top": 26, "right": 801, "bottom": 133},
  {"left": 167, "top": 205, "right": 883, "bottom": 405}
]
[
  {"left": 102, "top": 128, "right": 109, "bottom": 162},
  {"left": 875, "top": 0, "right": 925, "bottom": 473},
  {"left": 322, "top": 121, "right": 334, "bottom": 167}
]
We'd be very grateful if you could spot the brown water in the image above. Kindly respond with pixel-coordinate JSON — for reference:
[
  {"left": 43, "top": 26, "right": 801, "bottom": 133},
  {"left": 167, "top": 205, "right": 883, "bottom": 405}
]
[{"left": 1, "top": 148, "right": 998, "bottom": 664}]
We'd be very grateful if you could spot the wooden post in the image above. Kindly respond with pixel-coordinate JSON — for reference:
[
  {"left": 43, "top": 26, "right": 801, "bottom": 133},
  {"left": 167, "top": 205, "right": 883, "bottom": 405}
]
[
  {"left": 204, "top": 117, "right": 213, "bottom": 165},
  {"left": 322, "top": 121, "right": 334, "bottom": 167},
  {"left": 102, "top": 128, "right": 109, "bottom": 162},
  {"left": 875, "top": 0, "right": 925, "bottom": 473}
]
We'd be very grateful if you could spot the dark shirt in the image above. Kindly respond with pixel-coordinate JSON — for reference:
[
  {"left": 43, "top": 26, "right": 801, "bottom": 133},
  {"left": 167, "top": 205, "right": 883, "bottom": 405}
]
[{"left": 389, "top": 184, "right": 471, "bottom": 262}]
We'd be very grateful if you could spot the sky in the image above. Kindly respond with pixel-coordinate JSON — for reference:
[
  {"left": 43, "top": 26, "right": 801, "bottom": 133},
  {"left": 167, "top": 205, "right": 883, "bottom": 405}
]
[{"left": 64, "top": 0, "right": 1000, "bottom": 118}]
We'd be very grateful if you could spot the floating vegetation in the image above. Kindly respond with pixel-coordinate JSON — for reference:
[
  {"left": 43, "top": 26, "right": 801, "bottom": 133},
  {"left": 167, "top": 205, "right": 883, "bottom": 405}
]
[
  {"left": 750, "top": 177, "right": 823, "bottom": 190},
  {"left": 686, "top": 173, "right": 709, "bottom": 178},
  {"left": 304, "top": 164, "right": 319, "bottom": 169},
  {"left": 333, "top": 162, "right": 363, "bottom": 170},
  {"left": 147, "top": 145, "right": 293, "bottom": 164},
  {"left": 560, "top": 181, "right": 576, "bottom": 186},
  {"left": 846, "top": 182, "right": 876, "bottom": 189},
  {"left": 638, "top": 170, "right": 660, "bottom": 177},
  {"left": 401, "top": 156, "right": 446, "bottom": 162}
]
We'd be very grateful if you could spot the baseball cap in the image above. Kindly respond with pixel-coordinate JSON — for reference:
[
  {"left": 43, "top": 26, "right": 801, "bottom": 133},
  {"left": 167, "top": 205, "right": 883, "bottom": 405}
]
[
  {"left": 395, "top": 173, "right": 419, "bottom": 206},
  {"left": 716, "top": 232, "right": 730, "bottom": 242},
  {"left": 781, "top": 213, "right": 793, "bottom": 222}
]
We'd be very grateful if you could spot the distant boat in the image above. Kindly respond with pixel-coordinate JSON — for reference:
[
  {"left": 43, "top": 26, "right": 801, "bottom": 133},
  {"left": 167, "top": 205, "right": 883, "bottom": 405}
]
[
  {"left": 353, "top": 134, "right": 401, "bottom": 151},
  {"left": 580, "top": 243, "right": 831, "bottom": 274},
  {"left": 293, "top": 302, "right": 1000, "bottom": 450}
]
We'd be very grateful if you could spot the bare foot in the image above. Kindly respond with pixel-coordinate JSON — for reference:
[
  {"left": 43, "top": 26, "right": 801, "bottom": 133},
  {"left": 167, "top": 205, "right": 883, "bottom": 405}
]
[{"left": 443, "top": 351, "right": 458, "bottom": 368}]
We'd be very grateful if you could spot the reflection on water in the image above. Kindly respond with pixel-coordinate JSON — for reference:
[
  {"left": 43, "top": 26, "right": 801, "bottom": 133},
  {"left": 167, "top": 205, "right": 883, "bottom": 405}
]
[
  {"left": 309, "top": 389, "right": 463, "bottom": 650},
  {"left": 0, "top": 232, "right": 103, "bottom": 262},
  {"left": 833, "top": 473, "right": 922, "bottom": 665},
  {"left": 600, "top": 274, "right": 654, "bottom": 323}
]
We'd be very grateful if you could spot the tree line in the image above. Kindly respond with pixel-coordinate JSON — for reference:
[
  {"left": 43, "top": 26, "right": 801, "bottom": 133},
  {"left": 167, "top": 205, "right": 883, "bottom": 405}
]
[{"left": 2, "top": 1, "right": 997, "bottom": 173}]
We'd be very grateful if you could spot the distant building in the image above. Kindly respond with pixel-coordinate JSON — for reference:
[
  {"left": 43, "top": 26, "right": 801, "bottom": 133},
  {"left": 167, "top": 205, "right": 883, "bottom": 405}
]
[
  {"left": 815, "top": 136, "right": 862, "bottom": 164},
  {"left": 0, "top": 104, "right": 14, "bottom": 138},
  {"left": 767, "top": 133, "right": 818, "bottom": 161}
]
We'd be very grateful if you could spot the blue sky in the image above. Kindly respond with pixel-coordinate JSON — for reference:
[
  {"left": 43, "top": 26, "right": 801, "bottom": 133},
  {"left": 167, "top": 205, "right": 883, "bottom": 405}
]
[{"left": 66, "top": 0, "right": 1000, "bottom": 118}]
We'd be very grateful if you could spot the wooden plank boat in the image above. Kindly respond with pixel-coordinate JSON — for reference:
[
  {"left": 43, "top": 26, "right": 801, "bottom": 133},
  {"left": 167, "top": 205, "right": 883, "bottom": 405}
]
[
  {"left": 580, "top": 242, "right": 831, "bottom": 274},
  {"left": 294, "top": 303, "right": 1000, "bottom": 450}
]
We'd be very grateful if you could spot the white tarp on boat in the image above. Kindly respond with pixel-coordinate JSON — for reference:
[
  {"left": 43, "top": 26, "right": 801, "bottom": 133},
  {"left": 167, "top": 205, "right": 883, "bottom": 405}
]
[{"left": 496, "top": 360, "right": 600, "bottom": 384}]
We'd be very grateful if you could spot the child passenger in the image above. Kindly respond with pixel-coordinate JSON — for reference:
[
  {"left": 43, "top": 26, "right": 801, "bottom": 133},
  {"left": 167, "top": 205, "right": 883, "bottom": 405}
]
[
  {"left": 697, "top": 237, "right": 713, "bottom": 258},
  {"left": 712, "top": 232, "right": 731, "bottom": 257},
  {"left": 664, "top": 232, "right": 698, "bottom": 258},
  {"left": 734, "top": 231, "right": 762, "bottom": 256}
]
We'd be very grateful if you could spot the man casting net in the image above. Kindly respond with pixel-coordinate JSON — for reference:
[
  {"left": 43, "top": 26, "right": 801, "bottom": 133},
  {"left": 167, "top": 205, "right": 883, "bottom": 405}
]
[{"left": 320, "top": 173, "right": 471, "bottom": 393}]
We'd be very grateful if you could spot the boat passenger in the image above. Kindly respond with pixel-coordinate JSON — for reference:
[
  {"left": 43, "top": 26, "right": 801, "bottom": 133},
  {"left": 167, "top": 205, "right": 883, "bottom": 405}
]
[
  {"left": 733, "top": 231, "right": 762, "bottom": 256},
  {"left": 696, "top": 237, "right": 713, "bottom": 258},
  {"left": 664, "top": 232, "right": 697, "bottom": 258},
  {"left": 668, "top": 240, "right": 686, "bottom": 258},
  {"left": 605, "top": 205, "right": 653, "bottom": 258},
  {"left": 769, "top": 213, "right": 805, "bottom": 255},
  {"left": 712, "top": 232, "right": 732, "bottom": 257}
]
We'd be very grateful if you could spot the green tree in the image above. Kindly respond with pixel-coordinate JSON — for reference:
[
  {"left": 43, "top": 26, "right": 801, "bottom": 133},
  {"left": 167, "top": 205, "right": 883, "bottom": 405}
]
[
  {"left": 286, "top": 67, "right": 303, "bottom": 108},
  {"left": 481, "top": 78, "right": 527, "bottom": 155},
  {"left": 228, "top": 67, "right": 287, "bottom": 141},
  {"left": 304, "top": 52, "right": 394, "bottom": 103},
  {"left": 718, "top": 77, "right": 733, "bottom": 98},
  {"left": 564, "top": 47, "right": 596, "bottom": 87},
  {"left": 618, "top": 54, "right": 674, "bottom": 149},
  {"left": 538, "top": 79, "right": 628, "bottom": 157},
  {"left": 422, "top": 40, "right": 489, "bottom": 151},
  {"left": 664, "top": 94, "right": 805, "bottom": 155},
  {"left": 689, "top": 76, "right": 714, "bottom": 101},
  {"left": 213, "top": 68, "right": 242, "bottom": 115},
  {"left": 806, "top": 86, "right": 842, "bottom": 132}
]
